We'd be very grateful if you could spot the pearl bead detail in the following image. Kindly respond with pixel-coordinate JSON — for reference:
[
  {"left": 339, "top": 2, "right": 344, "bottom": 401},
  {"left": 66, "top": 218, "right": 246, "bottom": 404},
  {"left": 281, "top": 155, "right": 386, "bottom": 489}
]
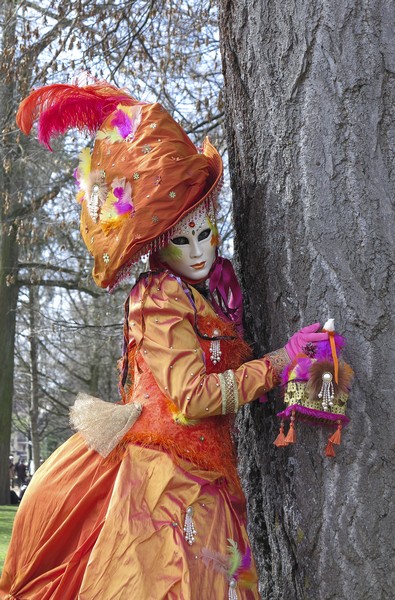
[
  {"left": 229, "top": 578, "right": 238, "bottom": 599},
  {"left": 210, "top": 330, "right": 222, "bottom": 364},
  {"left": 184, "top": 506, "right": 196, "bottom": 545},
  {"left": 318, "top": 371, "right": 335, "bottom": 411}
]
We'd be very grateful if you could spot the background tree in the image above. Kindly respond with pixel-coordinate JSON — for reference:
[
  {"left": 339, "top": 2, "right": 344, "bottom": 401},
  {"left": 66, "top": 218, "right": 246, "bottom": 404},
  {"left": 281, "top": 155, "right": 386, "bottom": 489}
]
[
  {"left": 13, "top": 284, "right": 123, "bottom": 463},
  {"left": 218, "top": 1, "right": 394, "bottom": 598}
]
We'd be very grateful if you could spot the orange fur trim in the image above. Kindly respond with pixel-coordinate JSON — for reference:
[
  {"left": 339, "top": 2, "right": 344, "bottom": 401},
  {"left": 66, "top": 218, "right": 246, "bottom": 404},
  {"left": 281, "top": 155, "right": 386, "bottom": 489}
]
[
  {"left": 108, "top": 364, "right": 240, "bottom": 489},
  {"left": 111, "top": 312, "right": 251, "bottom": 491},
  {"left": 195, "top": 313, "right": 252, "bottom": 373}
]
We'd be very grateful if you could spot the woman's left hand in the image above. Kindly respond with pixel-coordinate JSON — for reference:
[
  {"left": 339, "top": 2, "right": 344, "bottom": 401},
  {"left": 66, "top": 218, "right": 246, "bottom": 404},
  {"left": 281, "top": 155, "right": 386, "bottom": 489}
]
[{"left": 285, "top": 323, "right": 329, "bottom": 361}]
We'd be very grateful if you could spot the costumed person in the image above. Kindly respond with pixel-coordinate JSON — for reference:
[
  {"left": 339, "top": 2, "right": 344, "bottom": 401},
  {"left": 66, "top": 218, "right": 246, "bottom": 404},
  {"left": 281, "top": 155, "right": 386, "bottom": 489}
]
[{"left": 0, "top": 82, "right": 329, "bottom": 600}]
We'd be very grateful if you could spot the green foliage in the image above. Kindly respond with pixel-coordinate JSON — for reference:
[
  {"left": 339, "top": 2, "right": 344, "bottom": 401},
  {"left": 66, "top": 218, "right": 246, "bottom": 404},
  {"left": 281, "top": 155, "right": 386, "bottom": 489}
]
[{"left": 0, "top": 506, "right": 18, "bottom": 573}]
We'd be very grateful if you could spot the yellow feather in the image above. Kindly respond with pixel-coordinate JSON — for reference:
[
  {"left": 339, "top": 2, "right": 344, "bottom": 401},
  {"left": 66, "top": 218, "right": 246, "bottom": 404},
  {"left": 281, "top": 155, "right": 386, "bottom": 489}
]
[
  {"left": 100, "top": 215, "right": 127, "bottom": 234},
  {"left": 117, "top": 104, "right": 132, "bottom": 117},
  {"left": 107, "top": 128, "right": 123, "bottom": 143},
  {"left": 75, "top": 190, "right": 85, "bottom": 204},
  {"left": 78, "top": 147, "right": 91, "bottom": 187},
  {"left": 172, "top": 411, "right": 199, "bottom": 426},
  {"left": 100, "top": 201, "right": 130, "bottom": 234},
  {"left": 96, "top": 128, "right": 123, "bottom": 143},
  {"left": 95, "top": 130, "right": 107, "bottom": 140},
  {"left": 78, "top": 147, "right": 91, "bottom": 178}
]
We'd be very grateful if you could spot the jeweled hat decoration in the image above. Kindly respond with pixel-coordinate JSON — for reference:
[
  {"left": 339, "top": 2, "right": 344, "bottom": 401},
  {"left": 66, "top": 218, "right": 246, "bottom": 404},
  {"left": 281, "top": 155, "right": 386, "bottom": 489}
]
[
  {"left": 274, "top": 319, "right": 354, "bottom": 457},
  {"left": 16, "top": 81, "right": 223, "bottom": 290}
]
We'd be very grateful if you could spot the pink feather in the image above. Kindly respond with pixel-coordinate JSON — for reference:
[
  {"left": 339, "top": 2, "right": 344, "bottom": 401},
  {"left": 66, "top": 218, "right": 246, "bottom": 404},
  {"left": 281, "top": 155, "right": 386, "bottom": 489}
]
[
  {"left": 114, "top": 197, "right": 134, "bottom": 215},
  {"left": 294, "top": 357, "right": 313, "bottom": 381},
  {"left": 111, "top": 109, "right": 133, "bottom": 138},
  {"left": 112, "top": 180, "right": 134, "bottom": 215},
  {"left": 16, "top": 82, "right": 141, "bottom": 150},
  {"left": 201, "top": 547, "right": 229, "bottom": 576}
]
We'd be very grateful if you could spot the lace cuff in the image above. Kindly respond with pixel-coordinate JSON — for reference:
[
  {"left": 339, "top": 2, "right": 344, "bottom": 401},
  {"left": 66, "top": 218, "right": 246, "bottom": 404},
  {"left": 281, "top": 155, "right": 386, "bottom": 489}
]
[{"left": 265, "top": 347, "right": 291, "bottom": 381}]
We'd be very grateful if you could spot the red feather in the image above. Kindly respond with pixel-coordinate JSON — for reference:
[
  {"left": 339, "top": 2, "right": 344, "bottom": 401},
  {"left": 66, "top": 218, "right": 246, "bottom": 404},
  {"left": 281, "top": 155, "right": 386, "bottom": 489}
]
[{"left": 16, "top": 82, "right": 140, "bottom": 150}]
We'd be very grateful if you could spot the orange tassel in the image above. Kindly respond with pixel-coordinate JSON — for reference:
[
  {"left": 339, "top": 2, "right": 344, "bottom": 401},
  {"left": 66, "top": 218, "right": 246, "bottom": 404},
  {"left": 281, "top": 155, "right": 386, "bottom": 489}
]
[
  {"left": 284, "top": 423, "right": 296, "bottom": 444},
  {"left": 325, "top": 439, "right": 336, "bottom": 457},
  {"left": 329, "top": 421, "right": 342, "bottom": 445},
  {"left": 273, "top": 421, "right": 287, "bottom": 447},
  {"left": 284, "top": 411, "right": 296, "bottom": 444}
]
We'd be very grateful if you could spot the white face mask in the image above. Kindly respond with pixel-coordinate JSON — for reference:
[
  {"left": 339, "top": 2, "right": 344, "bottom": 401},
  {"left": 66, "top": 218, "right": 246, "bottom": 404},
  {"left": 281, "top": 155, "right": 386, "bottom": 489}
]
[{"left": 160, "top": 212, "right": 217, "bottom": 281}]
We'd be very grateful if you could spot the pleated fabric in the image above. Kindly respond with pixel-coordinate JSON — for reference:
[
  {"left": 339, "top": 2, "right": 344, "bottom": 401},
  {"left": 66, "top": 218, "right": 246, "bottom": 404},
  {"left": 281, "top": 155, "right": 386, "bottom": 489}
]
[{"left": 0, "top": 436, "right": 259, "bottom": 599}]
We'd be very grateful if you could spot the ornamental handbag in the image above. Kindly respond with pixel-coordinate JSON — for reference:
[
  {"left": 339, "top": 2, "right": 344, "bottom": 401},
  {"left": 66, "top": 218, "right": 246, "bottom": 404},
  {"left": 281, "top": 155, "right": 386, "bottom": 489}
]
[{"left": 274, "top": 320, "right": 353, "bottom": 457}]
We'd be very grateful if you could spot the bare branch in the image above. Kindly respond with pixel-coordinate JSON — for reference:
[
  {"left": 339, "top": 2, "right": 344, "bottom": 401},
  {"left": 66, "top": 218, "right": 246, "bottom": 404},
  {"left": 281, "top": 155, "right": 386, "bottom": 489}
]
[
  {"left": 18, "top": 261, "right": 89, "bottom": 277},
  {"left": 17, "top": 278, "right": 100, "bottom": 297}
]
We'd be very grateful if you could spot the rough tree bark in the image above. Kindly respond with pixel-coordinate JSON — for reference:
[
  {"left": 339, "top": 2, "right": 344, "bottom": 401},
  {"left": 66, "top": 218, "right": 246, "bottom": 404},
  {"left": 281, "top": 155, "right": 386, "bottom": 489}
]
[
  {"left": 218, "top": 1, "right": 394, "bottom": 599},
  {"left": 0, "top": 0, "right": 20, "bottom": 505}
]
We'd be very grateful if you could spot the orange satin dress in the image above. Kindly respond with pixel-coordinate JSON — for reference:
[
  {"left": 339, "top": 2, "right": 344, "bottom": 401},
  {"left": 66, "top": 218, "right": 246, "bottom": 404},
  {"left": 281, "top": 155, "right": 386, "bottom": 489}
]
[{"left": 0, "top": 272, "right": 288, "bottom": 600}]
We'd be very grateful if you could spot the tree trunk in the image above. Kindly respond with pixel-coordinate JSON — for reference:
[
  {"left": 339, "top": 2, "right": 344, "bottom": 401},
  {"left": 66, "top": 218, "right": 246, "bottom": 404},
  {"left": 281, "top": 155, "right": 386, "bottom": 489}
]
[
  {"left": 0, "top": 0, "right": 19, "bottom": 505},
  {"left": 28, "top": 286, "right": 41, "bottom": 473},
  {"left": 0, "top": 226, "right": 18, "bottom": 504},
  {"left": 218, "top": 1, "right": 394, "bottom": 599}
]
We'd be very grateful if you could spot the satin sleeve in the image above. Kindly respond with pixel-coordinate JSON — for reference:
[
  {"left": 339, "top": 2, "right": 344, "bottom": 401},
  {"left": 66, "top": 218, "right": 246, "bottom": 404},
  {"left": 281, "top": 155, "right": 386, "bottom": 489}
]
[{"left": 128, "top": 273, "right": 290, "bottom": 419}]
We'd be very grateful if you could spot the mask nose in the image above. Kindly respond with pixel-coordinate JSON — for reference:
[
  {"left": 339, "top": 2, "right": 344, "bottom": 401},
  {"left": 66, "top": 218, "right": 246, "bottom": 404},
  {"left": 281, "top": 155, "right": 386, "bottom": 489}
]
[{"left": 190, "top": 237, "right": 203, "bottom": 259}]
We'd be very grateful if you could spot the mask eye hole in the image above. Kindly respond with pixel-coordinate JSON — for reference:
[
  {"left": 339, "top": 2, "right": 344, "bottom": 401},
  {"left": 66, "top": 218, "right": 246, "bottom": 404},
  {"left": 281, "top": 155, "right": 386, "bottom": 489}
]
[
  {"left": 197, "top": 228, "right": 211, "bottom": 242},
  {"left": 171, "top": 236, "right": 189, "bottom": 246}
]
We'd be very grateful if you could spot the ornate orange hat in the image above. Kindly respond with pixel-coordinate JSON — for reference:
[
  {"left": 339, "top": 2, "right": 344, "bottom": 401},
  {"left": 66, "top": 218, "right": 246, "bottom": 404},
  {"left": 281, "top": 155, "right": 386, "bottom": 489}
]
[{"left": 16, "top": 82, "right": 223, "bottom": 290}]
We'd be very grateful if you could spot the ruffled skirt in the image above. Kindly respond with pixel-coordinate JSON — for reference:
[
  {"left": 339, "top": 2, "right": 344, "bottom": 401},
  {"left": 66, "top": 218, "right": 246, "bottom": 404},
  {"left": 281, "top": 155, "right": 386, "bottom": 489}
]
[{"left": 0, "top": 435, "right": 259, "bottom": 599}]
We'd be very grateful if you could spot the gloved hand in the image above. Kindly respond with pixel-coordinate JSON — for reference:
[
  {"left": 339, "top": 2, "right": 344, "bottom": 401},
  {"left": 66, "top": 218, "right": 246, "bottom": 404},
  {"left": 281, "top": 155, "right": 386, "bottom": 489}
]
[{"left": 285, "top": 323, "right": 329, "bottom": 361}]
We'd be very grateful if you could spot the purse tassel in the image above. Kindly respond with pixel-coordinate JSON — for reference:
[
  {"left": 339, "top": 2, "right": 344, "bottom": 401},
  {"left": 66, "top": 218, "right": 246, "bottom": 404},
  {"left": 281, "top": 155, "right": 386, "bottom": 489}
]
[{"left": 284, "top": 410, "right": 297, "bottom": 444}]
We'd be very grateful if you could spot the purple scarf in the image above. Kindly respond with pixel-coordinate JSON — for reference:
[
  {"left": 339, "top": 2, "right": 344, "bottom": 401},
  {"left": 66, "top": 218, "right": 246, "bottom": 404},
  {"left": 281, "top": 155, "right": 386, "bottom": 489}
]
[{"left": 208, "top": 256, "right": 244, "bottom": 336}]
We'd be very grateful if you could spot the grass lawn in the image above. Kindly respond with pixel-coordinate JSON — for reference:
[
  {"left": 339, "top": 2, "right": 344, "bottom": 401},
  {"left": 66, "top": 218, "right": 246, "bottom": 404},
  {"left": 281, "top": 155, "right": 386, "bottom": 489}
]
[{"left": 0, "top": 505, "right": 18, "bottom": 574}]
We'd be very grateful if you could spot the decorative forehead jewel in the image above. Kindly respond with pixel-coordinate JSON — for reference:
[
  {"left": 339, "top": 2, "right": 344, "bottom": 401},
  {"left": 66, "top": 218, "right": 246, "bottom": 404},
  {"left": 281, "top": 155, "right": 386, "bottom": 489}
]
[{"left": 172, "top": 202, "right": 216, "bottom": 237}]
